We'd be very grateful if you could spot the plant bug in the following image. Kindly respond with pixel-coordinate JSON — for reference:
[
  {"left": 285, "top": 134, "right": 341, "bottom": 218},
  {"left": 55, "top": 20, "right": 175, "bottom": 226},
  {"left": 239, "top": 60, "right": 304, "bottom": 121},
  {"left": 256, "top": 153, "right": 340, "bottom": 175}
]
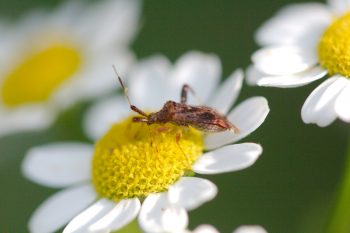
[{"left": 113, "top": 65, "right": 239, "bottom": 134}]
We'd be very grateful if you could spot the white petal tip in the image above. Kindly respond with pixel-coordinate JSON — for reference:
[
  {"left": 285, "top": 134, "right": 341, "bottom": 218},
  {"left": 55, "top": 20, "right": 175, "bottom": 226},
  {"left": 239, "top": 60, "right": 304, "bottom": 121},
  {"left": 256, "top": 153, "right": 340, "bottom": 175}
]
[{"left": 194, "top": 143, "right": 262, "bottom": 174}]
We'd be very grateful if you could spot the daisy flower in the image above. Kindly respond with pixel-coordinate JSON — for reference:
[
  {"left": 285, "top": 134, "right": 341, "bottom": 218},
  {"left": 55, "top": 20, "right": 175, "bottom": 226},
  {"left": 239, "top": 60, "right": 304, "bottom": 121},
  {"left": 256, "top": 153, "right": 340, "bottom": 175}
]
[
  {"left": 22, "top": 51, "right": 269, "bottom": 233},
  {"left": 247, "top": 0, "right": 350, "bottom": 127},
  {"left": 0, "top": 0, "right": 140, "bottom": 136}
]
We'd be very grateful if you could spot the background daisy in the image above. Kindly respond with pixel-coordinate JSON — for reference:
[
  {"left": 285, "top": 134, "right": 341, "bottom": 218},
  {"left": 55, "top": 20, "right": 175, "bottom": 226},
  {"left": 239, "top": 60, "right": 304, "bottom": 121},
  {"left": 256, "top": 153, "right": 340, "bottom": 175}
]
[
  {"left": 247, "top": 0, "right": 350, "bottom": 127},
  {"left": 0, "top": 0, "right": 140, "bottom": 136}
]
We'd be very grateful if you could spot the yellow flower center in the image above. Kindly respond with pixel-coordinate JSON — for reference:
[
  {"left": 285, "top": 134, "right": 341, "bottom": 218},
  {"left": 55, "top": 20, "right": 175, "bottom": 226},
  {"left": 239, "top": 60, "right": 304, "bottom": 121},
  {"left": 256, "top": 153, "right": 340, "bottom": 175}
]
[
  {"left": 318, "top": 12, "right": 350, "bottom": 77},
  {"left": 1, "top": 43, "right": 82, "bottom": 107},
  {"left": 92, "top": 117, "right": 204, "bottom": 202}
]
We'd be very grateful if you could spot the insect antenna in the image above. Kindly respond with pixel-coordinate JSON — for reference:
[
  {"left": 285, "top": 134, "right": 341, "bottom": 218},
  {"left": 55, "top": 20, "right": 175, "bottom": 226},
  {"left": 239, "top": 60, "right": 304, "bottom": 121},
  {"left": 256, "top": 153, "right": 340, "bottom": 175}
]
[
  {"left": 113, "top": 65, "right": 132, "bottom": 106},
  {"left": 113, "top": 65, "right": 148, "bottom": 118}
]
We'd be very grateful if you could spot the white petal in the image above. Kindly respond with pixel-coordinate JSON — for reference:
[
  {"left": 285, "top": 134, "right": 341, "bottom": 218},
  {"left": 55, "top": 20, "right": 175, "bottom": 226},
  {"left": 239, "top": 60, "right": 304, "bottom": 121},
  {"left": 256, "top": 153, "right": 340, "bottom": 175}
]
[
  {"left": 328, "top": 0, "right": 350, "bottom": 15},
  {"left": 193, "top": 143, "right": 262, "bottom": 175},
  {"left": 302, "top": 76, "right": 348, "bottom": 127},
  {"left": 83, "top": 96, "right": 130, "bottom": 141},
  {"left": 245, "top": 65, "right": 262, "bottom": 86},
  {"left": 0, "top": 104, "right": 54, "bottom": 137},
  {"left": 138, "top": 193, "right": 171, "bottom": 233},
  {"left": 335, "top": 82, "right": 350, "bottom": 122},
  {"left": 233, "top": 225, "right": 268, "bottom": 233},
  {"left": 170, "top": 51, "right": 221, "bottom": 105},
  {"left": 193, "top": 225, "right": 220, "bottom": 233},
  {"left": 252, "top": 46, "right": 317, "bottom": 76},
  {"left": 246, "top": 65, "right": 327, "bottom": 88},
  {"left": 205, "top": 97, "right": 269, "bottom": 150},
  {"left": 129, "top": 52, "right": 221, "bottom": 111},
  {"left": 63, "top": 198, "right": 115, "bottom": 233},
  {"left": 53, "top": 49, "right": 135, "bottom": 109},
  {"left": 0, "top": 9, "right": 48, "bottom": 73},
  {"left": 161, "top": 206, "right": 188, "bottom": 233},
  {"left": 47, "top": 0, "right": 84, "bottom": 28},
  {"left": 276, "top": 2, "right": 331, "bottom": 18},
  {"left": 207, "top": 69, "right": 243, "bottom": 114},
  {"left": 77, "top": 50, "right": 135, "bottom": 99},
  {"left": 256, "top": 3, "right": 331, "bottom": 46},
  {"left": 73, "top": 0, "right": 141, "bottom": 51},
  {"left": 129, "top": 55, "right": 172, "bottom": 110},
  {"left": 168, "top": 177, "right": 217, "bottom": 211},
  {"left": 29, "top": 184, "right": 96, "bottom": 233},
  {"left": 22, "top": 143, "right": 93, "bottom": 188},
  {"left": 88, "top": 198, "right": 140, "bottom": 232}
]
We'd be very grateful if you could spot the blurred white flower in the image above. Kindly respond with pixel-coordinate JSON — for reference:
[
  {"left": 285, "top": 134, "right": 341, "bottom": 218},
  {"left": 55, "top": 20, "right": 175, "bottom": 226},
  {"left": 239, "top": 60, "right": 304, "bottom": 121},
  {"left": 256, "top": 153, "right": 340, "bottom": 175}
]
[
  {"left": 22, "top": 51, "right": 269, "bottom": 233},
  {"left": 232, "top": 225, "right": 267, "bottom": 233},
  {"left": 190, "top": 224, "right": 220, "bottom": 233},
  {"left": 163, "top": 216, "right": 268, "bottom": 233},
  {"left": 136, "top": 204, "right": 268, "bottom": 233},
  {"left": 0, "top": 0, "right": 140, "bottom": 136},
  {"left": 190, "top": 224, "right": 267, "bottom": 233},
  {"left": 247, "top": 0, "right": 350, "bottom": 127}
]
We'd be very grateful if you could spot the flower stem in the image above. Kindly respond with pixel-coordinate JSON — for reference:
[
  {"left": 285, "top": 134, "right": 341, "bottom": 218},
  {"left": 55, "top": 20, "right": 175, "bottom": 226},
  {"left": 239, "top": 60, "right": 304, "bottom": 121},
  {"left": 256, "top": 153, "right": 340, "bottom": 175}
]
[{"left": 327, "top": 139, "right": 350, "bottom": 233}]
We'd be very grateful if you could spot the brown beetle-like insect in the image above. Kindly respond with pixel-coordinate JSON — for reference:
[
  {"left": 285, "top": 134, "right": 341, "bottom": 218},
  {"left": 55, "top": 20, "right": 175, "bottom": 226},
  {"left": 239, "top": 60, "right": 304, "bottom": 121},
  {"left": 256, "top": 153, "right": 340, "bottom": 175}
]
[{"left": 114, "top": 66, "right": 239, "bottom": 133}]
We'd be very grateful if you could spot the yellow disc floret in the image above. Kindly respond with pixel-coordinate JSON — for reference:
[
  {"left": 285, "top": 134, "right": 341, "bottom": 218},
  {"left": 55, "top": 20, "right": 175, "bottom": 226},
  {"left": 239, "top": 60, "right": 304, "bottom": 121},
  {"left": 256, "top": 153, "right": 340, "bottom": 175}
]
[
  {"left": 92, "top": 117, "right": 204, "bottom": 202},
  {"left": 318, "top": 12, "right": 350, "bottom": 77},
  {"left": 1, "top": 43, "right": 81, "bottom": 107}
]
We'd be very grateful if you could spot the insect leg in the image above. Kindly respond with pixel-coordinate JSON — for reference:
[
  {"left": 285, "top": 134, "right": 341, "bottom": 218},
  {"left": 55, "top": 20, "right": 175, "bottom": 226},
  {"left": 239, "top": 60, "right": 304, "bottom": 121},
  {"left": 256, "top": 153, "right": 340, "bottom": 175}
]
[
  {"left": 175, "top": 129, "right": 191, "bottom": 168},
  {"left": 181, "top": 84, "right": 190, "bottom": 104},
  {"left": 146, "top": 125, "right": 160, "bottom": 155},
  {"left": 132, "top": 117, "right": 149, "bottom": 123},
  {"left": 131, "top": 105, "right": 148, "bottom": 117},
  {"left": 156, "top": 126, "right": 170, "bottom": 133}
]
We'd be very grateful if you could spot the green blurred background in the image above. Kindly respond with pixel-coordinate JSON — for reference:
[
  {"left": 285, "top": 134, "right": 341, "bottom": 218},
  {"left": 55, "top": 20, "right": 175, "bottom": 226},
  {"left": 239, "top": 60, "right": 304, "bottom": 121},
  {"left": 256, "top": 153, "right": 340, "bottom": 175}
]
[{"left": 0, "top": 0, "right": 347, "bottom": 232}]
